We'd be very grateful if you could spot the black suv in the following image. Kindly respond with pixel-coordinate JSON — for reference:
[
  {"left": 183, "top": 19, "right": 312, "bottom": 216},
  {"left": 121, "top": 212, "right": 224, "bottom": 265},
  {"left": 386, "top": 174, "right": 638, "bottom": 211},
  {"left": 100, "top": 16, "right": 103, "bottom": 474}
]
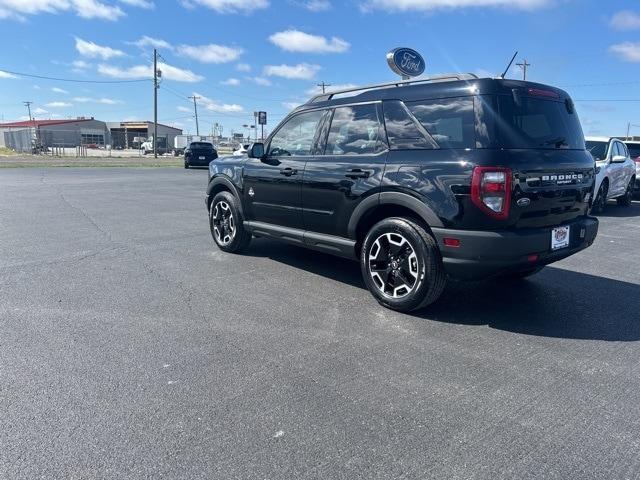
[
  {"left": 205, "top": 75, "right": 598, "bottom": 312},
  {"left": 185, "top": 142, "right": 217, "bottom": 169}
]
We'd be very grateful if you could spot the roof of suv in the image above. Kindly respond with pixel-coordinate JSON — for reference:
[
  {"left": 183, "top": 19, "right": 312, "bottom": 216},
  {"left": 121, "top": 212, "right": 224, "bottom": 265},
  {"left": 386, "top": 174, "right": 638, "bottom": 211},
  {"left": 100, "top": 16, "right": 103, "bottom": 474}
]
[
  {"left": 294, "top": 76, "right": 572, "bottom": 113},
  {"left": 585, "top": 136, "right": 615, "bottom": 142}
]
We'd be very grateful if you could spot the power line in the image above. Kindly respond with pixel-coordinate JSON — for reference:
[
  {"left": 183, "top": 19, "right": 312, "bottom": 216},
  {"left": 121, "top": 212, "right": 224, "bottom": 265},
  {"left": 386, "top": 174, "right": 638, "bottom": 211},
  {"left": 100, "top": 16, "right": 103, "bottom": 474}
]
[
  {"left": 23, "top": 101, "right": 33, "bottom": 121},
  {"left": 316, "top": 81, "right": 331, "bottom": 94},
  {"left": 0, "top": 68, "right": 151, "bottom": 84}
]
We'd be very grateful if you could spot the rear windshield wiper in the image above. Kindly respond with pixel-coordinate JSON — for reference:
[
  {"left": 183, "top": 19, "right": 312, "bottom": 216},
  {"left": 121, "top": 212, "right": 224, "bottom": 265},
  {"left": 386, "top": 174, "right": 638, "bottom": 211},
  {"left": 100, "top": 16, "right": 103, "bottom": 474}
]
[{"left": 541, "top": 137, "right": 568, "bottom": 148}]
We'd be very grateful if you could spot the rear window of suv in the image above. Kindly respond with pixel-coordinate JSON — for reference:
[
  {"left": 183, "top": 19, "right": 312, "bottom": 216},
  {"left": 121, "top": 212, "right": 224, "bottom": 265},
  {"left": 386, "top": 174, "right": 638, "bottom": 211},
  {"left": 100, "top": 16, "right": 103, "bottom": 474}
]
[{"left": 495, "top": 95, "right": 584, "bottom": 150}]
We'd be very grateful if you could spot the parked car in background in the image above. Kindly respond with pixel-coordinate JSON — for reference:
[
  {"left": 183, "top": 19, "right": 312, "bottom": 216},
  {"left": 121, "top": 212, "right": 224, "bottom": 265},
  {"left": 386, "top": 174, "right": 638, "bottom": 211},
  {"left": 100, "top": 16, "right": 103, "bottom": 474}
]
[
  {"left": 623, "top": 140, "right": 640, "bottom": 196},
  {"left": 184, "top": 141, "right": 217, "bottom": 169},
  {"left": 586, "top": 136, "right": 636, "bottom": 212},
  {"left": 232, "top": 144, "right": 249, "bottom": 156},
  {"left": 206, "top": 75, "right": 598, "bottom": 312}
]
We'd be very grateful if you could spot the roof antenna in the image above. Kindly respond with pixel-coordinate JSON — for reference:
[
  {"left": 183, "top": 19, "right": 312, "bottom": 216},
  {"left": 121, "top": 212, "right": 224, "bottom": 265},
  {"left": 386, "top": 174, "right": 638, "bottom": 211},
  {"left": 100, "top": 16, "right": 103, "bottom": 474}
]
[{"left": 500, "top": 51, "right": 518, "bottom": 79}]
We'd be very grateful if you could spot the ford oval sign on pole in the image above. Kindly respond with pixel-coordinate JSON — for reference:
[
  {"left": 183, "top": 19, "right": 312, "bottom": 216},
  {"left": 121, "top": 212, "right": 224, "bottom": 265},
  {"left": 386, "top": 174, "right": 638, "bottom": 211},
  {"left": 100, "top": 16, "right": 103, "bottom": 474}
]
[{"left": 387, "top": 48, "right": 425, "bottom": 79}]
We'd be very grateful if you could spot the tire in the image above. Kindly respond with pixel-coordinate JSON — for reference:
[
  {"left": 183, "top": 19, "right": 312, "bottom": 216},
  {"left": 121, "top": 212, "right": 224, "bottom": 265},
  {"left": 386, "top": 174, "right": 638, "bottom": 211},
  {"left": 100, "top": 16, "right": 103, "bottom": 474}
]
[
  {"left": 209, "top": 191, "right": 251, "bottom": 253},
  {"left": 360, "top": 217, "right": 447, "bottom": 312},
  {"left": 591, "top": 181, "right": 608, "bottom": 214},
  {"left": 616, "top": 178, "right": 634, "bottom": 206},
  {"left": 184, "top": 161, "right": 189, "bottom": 169}
]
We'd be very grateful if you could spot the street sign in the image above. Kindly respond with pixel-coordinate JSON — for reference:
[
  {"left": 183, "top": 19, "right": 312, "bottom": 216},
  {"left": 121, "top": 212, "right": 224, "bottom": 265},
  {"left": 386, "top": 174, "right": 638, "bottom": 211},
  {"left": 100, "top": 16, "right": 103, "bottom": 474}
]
[
  {"left": 386, "top": 48, "right": 425, "bottom": 78},
  {"left": 258, "top": 111, "right": 267, "bottom": 125}
]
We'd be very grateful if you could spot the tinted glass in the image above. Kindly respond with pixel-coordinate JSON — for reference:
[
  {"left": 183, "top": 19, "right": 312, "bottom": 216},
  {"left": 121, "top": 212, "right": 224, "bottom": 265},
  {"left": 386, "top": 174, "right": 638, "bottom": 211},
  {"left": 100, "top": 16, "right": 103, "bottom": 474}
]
[
  {"left": 625, "top": 144, "right": 640, "bottom": 159},
  {"left": 383, "top": 100, "right": 434, "bottom": 150},
  {"left": 586, "top": 141, "right": 608, "bottom": 161},
  {"left": 406, "top": 97, "right": 475, "bottom": 149},
  {"left": 190, "top": 142, "right": 214, "bottom": 150},
  {"left": 497, "top": 95, "right": 584, "bottom": 149},
  {"left": 268, "top": 110, "right": 324, "bottom": 156},
  {"left": 325, "top": 104, "right": 384, "bottom": 155}
]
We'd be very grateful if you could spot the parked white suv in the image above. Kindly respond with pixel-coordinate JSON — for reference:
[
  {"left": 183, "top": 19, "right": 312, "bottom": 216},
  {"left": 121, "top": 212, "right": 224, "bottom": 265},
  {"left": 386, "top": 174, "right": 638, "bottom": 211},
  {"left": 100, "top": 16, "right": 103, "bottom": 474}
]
[
  {"left": 586, "top": 136, "right": 636, "bottom": 212},
  {"left": 623, "top": 140, "right": 640, "bottom": 196}
]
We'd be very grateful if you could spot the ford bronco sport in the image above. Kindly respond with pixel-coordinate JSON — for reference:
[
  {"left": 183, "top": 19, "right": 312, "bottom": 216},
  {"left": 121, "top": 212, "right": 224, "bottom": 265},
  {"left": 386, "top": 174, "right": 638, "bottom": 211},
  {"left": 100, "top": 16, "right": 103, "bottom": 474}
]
[{"left": 205, "top": 74, "right": 598, "bottom": 312}]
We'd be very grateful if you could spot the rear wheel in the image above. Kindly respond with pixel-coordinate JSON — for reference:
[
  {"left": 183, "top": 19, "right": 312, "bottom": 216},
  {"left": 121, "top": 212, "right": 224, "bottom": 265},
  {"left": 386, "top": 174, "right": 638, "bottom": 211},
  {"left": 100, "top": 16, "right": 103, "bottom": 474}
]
[
  {"left": 616, "top": 178, "right": 634, "bottom": 206},
  {"left": 209, "top": 191, "right": 251, "bottom": 253},
  {"left": 184, "top": 161, "right": 189, "bottom": 169},
  {"left": 360, "top": 218, "right": 446, "bottom": 312},
  {"left": 592, "top": 181, "right": 608, "bottom": 214}
]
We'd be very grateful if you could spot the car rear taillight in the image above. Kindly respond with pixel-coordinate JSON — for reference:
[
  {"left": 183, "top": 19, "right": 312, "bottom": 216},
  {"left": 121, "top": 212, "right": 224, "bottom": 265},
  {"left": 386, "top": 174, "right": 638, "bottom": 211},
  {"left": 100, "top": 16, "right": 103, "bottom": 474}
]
[
  {"left": 471, "top": 167, "right": 512, "bottom": 220},
  {"left": 633, "top": 156, "right": 640, "bottom": 164}
]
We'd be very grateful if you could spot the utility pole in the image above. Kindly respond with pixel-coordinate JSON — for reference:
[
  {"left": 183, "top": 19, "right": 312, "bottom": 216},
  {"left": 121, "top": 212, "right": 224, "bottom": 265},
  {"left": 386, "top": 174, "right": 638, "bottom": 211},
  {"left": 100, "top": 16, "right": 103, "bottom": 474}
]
[
  {"left": 189, "top": 95, "right": 201, "bottom": 135},
  {"left": 316, "top": 81, "right": 331, "bottom": 94},
  {"left": 153, "top": 48, "right": 158, "bottom": 158},
  {"left": 516, "top": 59, "right": 531, "bottom": 81},
  {"left": 23, "top": 101, "right": 33, "bottom": 121}
]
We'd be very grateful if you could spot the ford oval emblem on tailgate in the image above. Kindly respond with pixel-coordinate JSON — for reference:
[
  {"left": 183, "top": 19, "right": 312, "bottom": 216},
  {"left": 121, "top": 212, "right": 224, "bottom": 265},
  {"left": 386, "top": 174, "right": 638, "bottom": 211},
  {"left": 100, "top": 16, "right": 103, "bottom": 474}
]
[{"left": 517, "top": 198, "right": 531, "bottom": 207}]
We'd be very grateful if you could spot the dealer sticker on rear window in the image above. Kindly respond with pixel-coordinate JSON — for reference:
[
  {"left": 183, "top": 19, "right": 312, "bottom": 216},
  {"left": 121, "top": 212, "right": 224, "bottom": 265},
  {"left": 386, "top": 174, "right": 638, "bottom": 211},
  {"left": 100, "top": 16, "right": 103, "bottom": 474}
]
[{"left": 551, "top": 226, "right": 570, "bottom": 251}]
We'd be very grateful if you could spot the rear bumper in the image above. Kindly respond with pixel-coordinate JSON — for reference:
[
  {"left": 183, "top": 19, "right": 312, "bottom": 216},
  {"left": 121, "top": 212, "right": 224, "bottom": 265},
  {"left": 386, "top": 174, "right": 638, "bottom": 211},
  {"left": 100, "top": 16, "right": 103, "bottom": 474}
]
[{"left": 432, "top": 216, "right": 599, "bottom": 280}]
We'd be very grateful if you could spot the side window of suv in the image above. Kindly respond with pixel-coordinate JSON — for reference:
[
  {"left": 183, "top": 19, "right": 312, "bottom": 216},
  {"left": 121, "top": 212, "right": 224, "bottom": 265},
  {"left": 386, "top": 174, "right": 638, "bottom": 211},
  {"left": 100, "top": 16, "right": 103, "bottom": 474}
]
[
  {"left": 406, "top": 97, "right": 475, "bottom": 149},
  {"left": 268, "top": 110, "right": 324, "bottom": 157},
  {"left": 383, "top": 100, "right": 436, "bottom": 150},
  {"left": 325, "top": 104, "right": 385, "bottom": 155}
]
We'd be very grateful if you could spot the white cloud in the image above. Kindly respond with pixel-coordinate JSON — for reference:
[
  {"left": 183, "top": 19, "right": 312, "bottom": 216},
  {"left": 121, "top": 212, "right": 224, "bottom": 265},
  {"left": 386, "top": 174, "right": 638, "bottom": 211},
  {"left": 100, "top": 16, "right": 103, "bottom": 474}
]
[
  {"left": 302, "top": 0, "right": 331, "bottom": 11},
  {"left": 0, "top": 70, "right": 17, "bottom": 79},
  {"left": 73, "top": 0, "right": 124, "bottom": 19},
  {"left": 269, "top": 29, "right": 349, "bottom": 53},
  {"left": 73, "top": 96, "right": 121, "bottom": 104},
  {"left": 52, "top": 87, "right": 69, "bottom": 94},
  {"left": 609, "top": 42, "right": 640, "bottom": 62},
  {"left": 194, "top": 92, "right": 244, "bottom": 113},
  {"left": 183, "top": 0, "right": 269, "bottom": 14},
  {"left": 282, "top": 101, "right": 301, "bottom": 110},
  {"left": 33, "top": 107, "right": 49, "bottom": 115},
  {"left": 119, "top": 0, "right": 154, "bottom": 8},
  {"left": 177, "top": 106, "right": 192, "bottom": 113},
  {"left": 0, "top": 0, "right": 127, "bottom": 20},
  {"left": 45, "top": 101, "right": 73, "bottom": 108},
  {"left": 130, "top": 35, "right": 172, "bottom": 49},
  {"left": 264, "top": 63, "right": 320, "bottom": 80},
  {"left": 72, "top": 60, "right": 91, "bottom": 69},
  {"left": 236, "top": 63, "right": 251, "bottom": 72},
  {"left": 305, "top": 83, "right": 358, "bottom": 95},
  {"left": 98, "top": 62, "right": 204, "bottom": 82},
  {"left": 75, "top": 37, "right": 125, "bottom": 59},
  {"left": 360, "top": 0, "right": 551, "bottom": 12},
  {"left": 220, "top": 78, "right": 240, "bottom": 86},
  {"left": 250, "top": 76, "right": 272, "bottom": 86},
  {"left": 609, "top": 10, "right": 640, "bottom": 31},
  {"left": 177, "top": 44, "right": 243, "bottom": 63}
]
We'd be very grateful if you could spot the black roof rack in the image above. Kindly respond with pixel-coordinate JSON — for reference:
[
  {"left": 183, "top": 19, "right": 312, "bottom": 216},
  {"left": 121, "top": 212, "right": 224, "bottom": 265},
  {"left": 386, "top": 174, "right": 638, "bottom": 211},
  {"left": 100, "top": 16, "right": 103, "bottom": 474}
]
[{"left": 307, "top": 73, "right": 480, "bottom": 103}]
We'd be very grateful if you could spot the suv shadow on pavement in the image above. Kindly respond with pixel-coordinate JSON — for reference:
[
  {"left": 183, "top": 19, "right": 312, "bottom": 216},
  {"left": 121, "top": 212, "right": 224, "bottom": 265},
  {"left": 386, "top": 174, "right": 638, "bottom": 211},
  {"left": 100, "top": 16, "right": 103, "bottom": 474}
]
[{"left": 246, "top": 238, "right": 640, "bottom": 342}]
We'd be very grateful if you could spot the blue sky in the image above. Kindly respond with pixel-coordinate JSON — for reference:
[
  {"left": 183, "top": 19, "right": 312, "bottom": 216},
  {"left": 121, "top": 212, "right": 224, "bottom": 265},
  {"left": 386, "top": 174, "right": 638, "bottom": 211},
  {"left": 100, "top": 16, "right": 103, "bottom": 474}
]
[{"left": 0, "top": 0, "right": 639, "bottom": 137}]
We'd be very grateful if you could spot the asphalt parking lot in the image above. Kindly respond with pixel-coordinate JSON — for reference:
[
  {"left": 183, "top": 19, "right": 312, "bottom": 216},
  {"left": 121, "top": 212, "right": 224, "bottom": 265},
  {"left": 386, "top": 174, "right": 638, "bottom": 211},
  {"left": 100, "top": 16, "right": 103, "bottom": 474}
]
[{"left": 1, "top": 167, "right": 639, "bottom": 479}]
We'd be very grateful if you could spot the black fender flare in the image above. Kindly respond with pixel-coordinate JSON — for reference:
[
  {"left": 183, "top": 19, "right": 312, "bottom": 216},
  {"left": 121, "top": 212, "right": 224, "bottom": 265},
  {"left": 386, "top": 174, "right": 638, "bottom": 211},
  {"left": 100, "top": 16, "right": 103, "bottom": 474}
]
[
  {"left": 347, "top": 191, "right": 443, "bottom": 239},
  {"left": 206, "top": 175, "right": 244, "bottom": 214}
]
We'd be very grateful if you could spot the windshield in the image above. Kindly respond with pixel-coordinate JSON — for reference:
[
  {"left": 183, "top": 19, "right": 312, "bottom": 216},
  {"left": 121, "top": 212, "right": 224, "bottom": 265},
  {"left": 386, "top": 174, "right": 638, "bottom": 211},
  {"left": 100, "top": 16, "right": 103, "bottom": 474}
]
[
  {"left": 586, "top": 141, "right": 608, "bottom": 161},
  {"left": 496, "top": 95, "right": 585, "bottom": 149},
  {"left": 625, "top": 144, "right": 640, "bottom": 159},
  {"left": 190, "top": 142, "right": 214, "bottom": 150}
]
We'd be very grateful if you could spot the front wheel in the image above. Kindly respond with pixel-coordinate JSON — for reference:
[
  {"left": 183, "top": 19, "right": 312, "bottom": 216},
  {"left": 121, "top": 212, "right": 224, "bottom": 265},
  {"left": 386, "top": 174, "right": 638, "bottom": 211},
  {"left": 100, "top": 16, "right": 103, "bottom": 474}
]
[
  {"left": 209, "top": 191, "right": 251, "bottom": 253},
  {"left": 360, "top": 218, "right": 446, "bottom": 312},
  {"left": 616, "top": 178, "right": 634, "bottom": 206}
]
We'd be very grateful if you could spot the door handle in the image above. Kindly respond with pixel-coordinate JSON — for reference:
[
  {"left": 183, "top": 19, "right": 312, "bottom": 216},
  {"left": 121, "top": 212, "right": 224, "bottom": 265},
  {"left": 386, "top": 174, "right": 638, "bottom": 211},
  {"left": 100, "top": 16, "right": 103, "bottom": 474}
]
[
  {"left": 345, "top": 169, "right": 371, "bottom": 179},
  {"left": 279, "top": 167, "right": 297, "bottom": 176}
]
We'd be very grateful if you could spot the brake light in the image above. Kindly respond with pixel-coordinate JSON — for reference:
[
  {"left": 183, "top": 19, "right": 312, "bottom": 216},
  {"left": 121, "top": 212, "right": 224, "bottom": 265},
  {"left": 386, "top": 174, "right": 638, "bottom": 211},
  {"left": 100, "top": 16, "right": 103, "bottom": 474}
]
[
  {"left": 527, "top": 88, "right": 560, "bottom": 99},
  {"left": 471, "top": 167, "right": 512, "bottom": 220},
  {"left": 633, "top": 156, "right": 640, "bottom": 164}
]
